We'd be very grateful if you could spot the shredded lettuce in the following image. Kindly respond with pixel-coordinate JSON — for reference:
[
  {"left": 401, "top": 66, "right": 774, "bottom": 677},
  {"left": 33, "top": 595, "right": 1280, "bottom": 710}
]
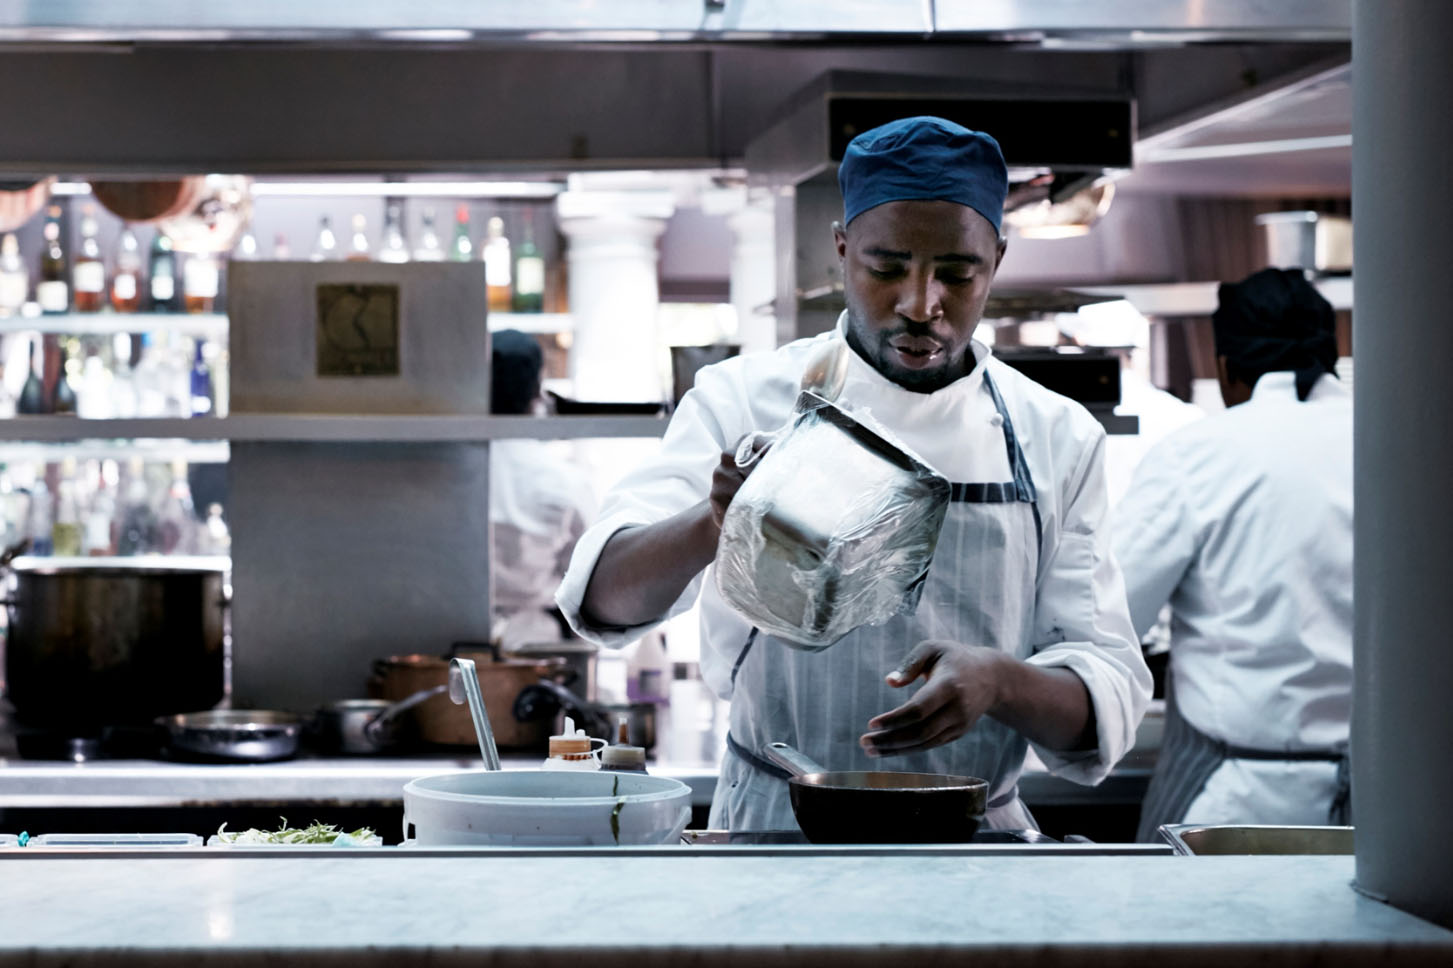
[{"left": 213, "top": 818, "right": 382, "bottom": 846}]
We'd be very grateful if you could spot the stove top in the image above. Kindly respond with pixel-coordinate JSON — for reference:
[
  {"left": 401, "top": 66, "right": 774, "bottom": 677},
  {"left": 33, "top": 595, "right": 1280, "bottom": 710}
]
[{"left": 682, "top": 828, "right": 1061, "bottom": 846}]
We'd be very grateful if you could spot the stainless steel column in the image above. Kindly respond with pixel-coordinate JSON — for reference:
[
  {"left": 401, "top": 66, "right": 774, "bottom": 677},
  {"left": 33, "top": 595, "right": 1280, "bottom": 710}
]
[{"left": 1353, "top": 0, "right": 1453, "bottom": 928}]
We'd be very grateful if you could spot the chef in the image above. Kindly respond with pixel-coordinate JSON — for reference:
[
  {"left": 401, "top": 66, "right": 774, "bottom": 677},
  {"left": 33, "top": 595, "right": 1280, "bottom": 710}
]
[
  {"left": 489, "top": 329, "right": 597, "bottom": 651},
  {"left": 1112, "top": 268, "right": 1352, "bottom": 840},
  {"left": 557, "top": 117, "right": 1151, "bottom": 832}
]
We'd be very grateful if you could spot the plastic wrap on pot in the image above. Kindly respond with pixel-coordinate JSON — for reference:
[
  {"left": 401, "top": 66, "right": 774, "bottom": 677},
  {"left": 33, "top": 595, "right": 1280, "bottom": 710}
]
[{"left": 713, "top": 393, "right": 950, "bottom": 651}]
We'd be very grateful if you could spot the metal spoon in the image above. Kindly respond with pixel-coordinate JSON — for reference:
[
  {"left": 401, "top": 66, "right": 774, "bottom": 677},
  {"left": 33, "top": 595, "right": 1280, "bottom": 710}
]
[
  {"left": 734, "top": 336, "right": 850, "bottom": 468},
  {"left": 447, "top": 657, "right": 501, "bottom": 771}
]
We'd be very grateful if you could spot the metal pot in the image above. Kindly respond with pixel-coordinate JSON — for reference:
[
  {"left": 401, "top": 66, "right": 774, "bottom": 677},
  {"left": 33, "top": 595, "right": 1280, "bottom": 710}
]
[
  {"left": 764, "top": 742, "right": 988, "bottom": 844},
  {"left": 156, "top": 709, "right": 302, "bottom": 762},
  {"left": 369, "top": 642, "right": 564, "bottom": 751},
  {"left": 309, "top": 686, "right": 446, "bottom": 755},
  {"left": 3, "top": 556, "right": 227, "bottom": 730}
]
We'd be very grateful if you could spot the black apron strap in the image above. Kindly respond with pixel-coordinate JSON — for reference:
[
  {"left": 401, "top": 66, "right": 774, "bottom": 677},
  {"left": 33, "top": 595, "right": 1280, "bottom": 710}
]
[{"left": 726, "top": 731, "right": 793, "bottom": 781}]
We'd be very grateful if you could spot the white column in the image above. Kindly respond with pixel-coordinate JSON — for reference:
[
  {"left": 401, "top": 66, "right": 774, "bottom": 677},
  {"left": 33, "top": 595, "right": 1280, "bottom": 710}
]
[
  {"left": 725, "top": 191, "right": 778, "bottom": 356},
  {"left": 1353, "top": 0, "right": 1453, "bottom": 929},
  {"left": 555, "top": 190, "right": 673, "bottom": 402}
]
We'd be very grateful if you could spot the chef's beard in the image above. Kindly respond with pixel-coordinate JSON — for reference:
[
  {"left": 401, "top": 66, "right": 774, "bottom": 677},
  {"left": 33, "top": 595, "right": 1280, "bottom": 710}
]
[{"left": 843, "top": 308, "right": 971, "bottom": 394}]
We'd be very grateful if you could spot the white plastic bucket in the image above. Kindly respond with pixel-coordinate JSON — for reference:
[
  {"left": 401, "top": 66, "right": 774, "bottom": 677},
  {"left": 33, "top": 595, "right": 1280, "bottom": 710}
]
[{"left": 402, "top": 769, "right": 692, "bottom": 846}]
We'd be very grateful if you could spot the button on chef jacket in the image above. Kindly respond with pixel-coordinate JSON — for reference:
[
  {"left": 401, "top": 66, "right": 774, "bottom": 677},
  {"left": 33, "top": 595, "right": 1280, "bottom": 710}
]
[
  {"left": 557, "top": 315, "right": 1151, "bottom": 830},
  {"left": 1111, "top": 371, "right": 1353, "bottom": 825}
]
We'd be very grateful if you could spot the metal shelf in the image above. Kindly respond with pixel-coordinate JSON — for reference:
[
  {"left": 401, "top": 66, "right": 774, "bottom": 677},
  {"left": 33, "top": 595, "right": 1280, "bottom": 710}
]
[
  {"left": 0, "top": 414, "right": 668, "bottom": 443},
  {"left": 0, "top": 312, "right": 228, "bottom": 339},
  {"left": 0, "top": 438, "right": 229, "bottom": 464}
]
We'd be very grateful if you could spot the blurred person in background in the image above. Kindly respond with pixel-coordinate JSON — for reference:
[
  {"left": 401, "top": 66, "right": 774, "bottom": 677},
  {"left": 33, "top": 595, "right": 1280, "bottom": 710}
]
[
  {"left": 489, "top": 329, "right": 597, "bottom": 650},
  {"left": 1113, "top": 268, "right": 1352, "bottom": 840}
]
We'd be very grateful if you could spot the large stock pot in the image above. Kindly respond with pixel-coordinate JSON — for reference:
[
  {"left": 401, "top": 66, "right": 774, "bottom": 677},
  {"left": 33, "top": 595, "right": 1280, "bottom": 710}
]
[{"left": 2, "top": 556, "right": 228, "bottom": 729}]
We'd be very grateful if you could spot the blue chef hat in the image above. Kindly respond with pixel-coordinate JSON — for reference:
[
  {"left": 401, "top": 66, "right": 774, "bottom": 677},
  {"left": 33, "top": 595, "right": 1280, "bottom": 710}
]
[{"left": 838, "top": 116, "right": 1008, "bottom": 234}]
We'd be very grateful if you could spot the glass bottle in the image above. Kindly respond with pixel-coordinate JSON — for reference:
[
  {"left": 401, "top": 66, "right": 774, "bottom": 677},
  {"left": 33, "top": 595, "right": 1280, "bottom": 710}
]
[
  {"left": 183, "top": 253, "right": 220, "bottom": 314},
  {"left": 378, "top": 203, "right": 409, "bottom": 263},
  {"left": 110, "top": 332, "right": 139, "bottom": 418},
  {"left": 310, "top": 215, "right": 338, "bottom": 261},
  {"left": 51, "top": 476, "right": 82, "bottom": 558},
  {"left": 72, "top": 206, "right": 106, "bottom": 313},
  {"left": 483, "top": 216, "right": 512, "bottom": 313},
  {"left": 189, "top": 339, "right": 213, "bottom": 417},
  {"left": 148, "top": 232, "right": 181, "bottom": 313},
  {"left": 26, "top": 467, "right": 54, "bottom": 557},
  {"left": 450, "top": 205, "right": 473, "bottom": 262},
  {"left": 413, "top": 208, "right": 444, "bottom": 262},
  {"left": 156, "top": 460, "right": 198, "bottom": 555},
  {"left": 0, "top": 232, "right": 29, "bottom": 315},
  {"left": 272, "top": 232, "right": 292, "bottom": 260},
  {"left": 116, "top": 458, "right": 157, "bottom": 556},
  {"left": 346, "top": 213, "right": 372, "bottom": 262},
  {"left": 233, "top": 230, "right": 260, "bottom": 261},
  {"left": 202, "top": 502, "right": 231, "bottom": 556},
  {"left": 17, "top": 338, "right": 46, "bottom": 414},
  {"left": 51, "top": 339, "right": 78, "bottom": 415},
  {"left": 511, "top": 209, "right": 545, "bottom": 314},
  {"left": 37, "top": 205, "right": 69, "bottom": 315},
  {"left": 110, "top": 226, "right": 143, "bottom": 313}
]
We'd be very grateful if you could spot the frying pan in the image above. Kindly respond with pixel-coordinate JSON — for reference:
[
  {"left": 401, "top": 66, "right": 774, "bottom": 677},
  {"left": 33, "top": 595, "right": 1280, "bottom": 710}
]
[{"left": 764, "top": 741, "right": 988, "bottom": 844}]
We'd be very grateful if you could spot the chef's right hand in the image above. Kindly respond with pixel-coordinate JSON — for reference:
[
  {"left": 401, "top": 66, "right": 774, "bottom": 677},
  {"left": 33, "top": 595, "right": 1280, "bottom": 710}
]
[{"left": 708, "top": 436, "right": 771, "bottom": 531}]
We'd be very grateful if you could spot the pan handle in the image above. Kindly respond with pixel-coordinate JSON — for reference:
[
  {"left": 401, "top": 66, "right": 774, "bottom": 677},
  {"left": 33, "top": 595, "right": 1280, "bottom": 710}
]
[{"left": 764, "top": 741, "right": 827, "bottom": 778}]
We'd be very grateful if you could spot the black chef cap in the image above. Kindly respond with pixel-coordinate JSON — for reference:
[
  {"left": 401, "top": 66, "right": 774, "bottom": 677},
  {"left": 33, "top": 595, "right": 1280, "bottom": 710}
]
[
  {"left": 491, "top": 329, "right": 543, "bottom": 415},
  {"left": 1212, "top": 268, "right": 1337, "bottom": 402}
]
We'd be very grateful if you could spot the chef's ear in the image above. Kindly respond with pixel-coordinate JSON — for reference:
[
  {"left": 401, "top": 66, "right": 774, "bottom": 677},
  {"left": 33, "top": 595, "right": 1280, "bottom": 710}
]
[
  {"left": 833, "top": 221, "right": 847, "bottom": 261},
  {"left": 994, "top": 234, "right": 1009, "bottom": 274}
]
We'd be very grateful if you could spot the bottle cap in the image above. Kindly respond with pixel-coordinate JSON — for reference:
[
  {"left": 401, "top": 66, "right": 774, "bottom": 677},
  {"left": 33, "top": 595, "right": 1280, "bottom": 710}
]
[
  {"left": 601, "top": 745, "right": 646, "bottom": 771},
  {"left": 547, "top": 716, "right": 595, "bottom": 759}
]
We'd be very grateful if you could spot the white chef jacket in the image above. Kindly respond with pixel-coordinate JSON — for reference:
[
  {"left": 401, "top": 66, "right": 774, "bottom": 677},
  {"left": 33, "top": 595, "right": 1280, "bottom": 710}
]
[
  {"left": 491, "top": 438, "right": 596, "bottom": 650},
  {"left": 1112, "top": 371, "right": 1353, "bottom": 825},
  {"left": 557, "top": 317, "right": 1150, "bottom": 818}
]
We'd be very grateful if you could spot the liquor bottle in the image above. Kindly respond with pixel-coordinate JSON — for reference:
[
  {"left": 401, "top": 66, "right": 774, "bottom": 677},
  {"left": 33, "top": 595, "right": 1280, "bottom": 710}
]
[
  {"left": 483, "top": 216, "right": 512, "bottom": 312},
  {"left": 148, "top": 232, "right": 181, "bottom": 312},
  {"left": 51, "top": 478, "right": 82, "bottom": 558},
  {"left": 450, "top": 205, "right": 473, "bottom": 262},
  {"left": 37, "top": 205, "right": 69, "bottom": 314},
  {"left": 50, "top": 340, "right": 78, "bottom": 415},
  {"left": 346, "top": 213, "right": 372, "bottom": 262},
  {"left": 110, "top": 332, "right": 139, "bottom": 418},
  {"left": 0, "top": 233, "right": 27, "bottom": 316},
  {"left": 183, "top": 253, "right": 220, "bottom": 314},
  {"left": 273, "top": 232, "right": 292, "bottom": 260},
  {"left": 310, "top": 215, "right": 338, "bottom": 261},
  {"left": 413, "top": 208, "right": 444, "bottom": 262},
  {"left": 378, "top": 203, "right": 409, "bottom": 263},
  {"left": 72, "top": 206, "right": 106, "bottom": 313},
  {"left": 189, "top": 340, "right": 213, "bottom": 417},
  {"left": 110, "top": 226, "right": 143, "bottom": 312},
  {"left": 17, "top": 338, "right": 45, "bottom": 414},
  {"left": 511, "top": 210, "right": 545, "bottom": 313}
]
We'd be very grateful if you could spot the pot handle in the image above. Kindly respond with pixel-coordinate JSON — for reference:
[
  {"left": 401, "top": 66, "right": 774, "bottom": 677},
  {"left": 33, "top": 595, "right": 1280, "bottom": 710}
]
[
  {"left": 763, "top": 741, "right": 827, "bottom": 778},
  {"left": 0, "top": 538, "right": 31, "bottom": 574},
  {"left": 365, "top": 683, "right": 448, "bottom": 740}
]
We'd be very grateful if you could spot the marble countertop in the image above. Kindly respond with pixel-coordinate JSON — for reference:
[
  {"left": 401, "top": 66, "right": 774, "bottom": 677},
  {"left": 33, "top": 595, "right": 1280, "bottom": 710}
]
[{"left": 1, "top": 851, "right": 1449, "bottom": 966}]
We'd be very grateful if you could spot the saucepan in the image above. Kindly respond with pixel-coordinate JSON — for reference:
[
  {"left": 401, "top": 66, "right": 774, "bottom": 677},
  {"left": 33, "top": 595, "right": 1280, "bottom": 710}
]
[{"left": 764, "top": 741, "right": 988, "bottom": 844}]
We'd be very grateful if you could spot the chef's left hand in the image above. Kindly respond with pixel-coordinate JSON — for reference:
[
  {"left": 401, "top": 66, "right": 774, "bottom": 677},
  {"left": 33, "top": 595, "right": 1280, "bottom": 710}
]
[{"left": 859, "top": 640, "right": 1005, "bottom": 757}]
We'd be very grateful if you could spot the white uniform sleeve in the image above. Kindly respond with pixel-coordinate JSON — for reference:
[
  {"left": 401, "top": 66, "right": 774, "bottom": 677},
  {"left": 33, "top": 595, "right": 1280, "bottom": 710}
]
[
  {"left": 1110, "top": 437, "right": 1201, "bottom": 639},
  {"left": 554, "top": 372, "right": 744, "bottom": 650},
  {"left": 1024, "top": 428, "right": 1154, "bottom": 784}
]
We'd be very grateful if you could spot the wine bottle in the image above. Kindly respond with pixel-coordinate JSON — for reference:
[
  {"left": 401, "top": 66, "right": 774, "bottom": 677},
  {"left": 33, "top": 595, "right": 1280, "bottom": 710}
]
[
  {"left": 0, "top": 232, "right": 28, "bottom": 316},
  {"left": 51, "top": 340, "right": 78, "bottom": 415},
  {"left": 511, "top": 209, "right": 545, "bottom": 313},
  {"left": 413, "top": 208, "right": 444, "bottom": 262},
  {"left": 378, "top": 203, "right": 409, "bottom": 263},
  {"left": 346, "top": 213, "right": 372, "bottom": 262},
  {"left": 483, "top": 216, "right": 512, "bottom": 313},
  {"left": 450, "top": 205, "right": 473, "bottom": 262},
  {"left": 110, "top": 226, "right": 143, "bottom": 313},
  {"left": 310, "top": 215, "right": 338, "bottom": 261},
  {"left": 148, "top": 232, "right": 181, "bottom": 312},
  {"left": 72, "top": 206, "right": 105, "bottom": 313},
  {"left": 17, "top": 338, "right": 45, "bottom": 414},
  {"left": 183, "top": 253, "right": 220, "bottom": 314},
  {"left": 37, "top": 206, "right": 69, "bottom": 315}
]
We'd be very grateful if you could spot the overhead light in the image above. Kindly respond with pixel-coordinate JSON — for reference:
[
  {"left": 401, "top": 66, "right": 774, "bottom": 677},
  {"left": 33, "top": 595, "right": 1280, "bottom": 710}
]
[
  {"left": 1139, "top": 133, "right": 1352, "bottom": 164},
  {"left": 1006, "top": 181, "right": 1115, "bottom": 240}
]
